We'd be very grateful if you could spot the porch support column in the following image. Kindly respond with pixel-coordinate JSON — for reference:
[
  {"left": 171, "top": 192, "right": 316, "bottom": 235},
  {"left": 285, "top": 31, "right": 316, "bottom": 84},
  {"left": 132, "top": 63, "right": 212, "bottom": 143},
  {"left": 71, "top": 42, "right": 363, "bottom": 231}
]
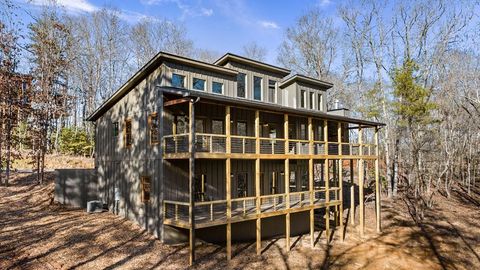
[
  {"left": 225, "top": 106, "right": 232, "bottom": 262},
  {"left": 226, "top": 157, "right": 231, "bottom": 261},
  {"left": 324, "top": 120, "right": 329, "bottom": 243},
  {"left": 375, "top": 127, "right": 381, "bottom": 233},
  {"left": 284, "top": 114, "right": 290, "bottom": 250},
  {"left": 308, "top": 117, "right": 314, "bottom": 247},
  {"left": 358, "top": 126, "right": 364, "bottom": 238},
  {"left": 188, "top": 99, "right": 196, "bottom": 266},
  {"left": 338, "top": 122, "right": 344, "bottom": 241},
  {"left": 350, "top": 159, "right": 355, "bottom": 226},
  {"left": 255, "top": 110, "right": 261, "bottom": 254}
]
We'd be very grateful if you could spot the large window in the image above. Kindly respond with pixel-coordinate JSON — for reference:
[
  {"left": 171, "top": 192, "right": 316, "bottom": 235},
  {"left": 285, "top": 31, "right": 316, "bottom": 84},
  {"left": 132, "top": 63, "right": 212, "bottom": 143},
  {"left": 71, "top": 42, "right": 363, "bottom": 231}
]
[
  {"left": 141, "top": 176, "right": 151, "bottom": 202},
  {"left": 268, "top": 80, "right": 276, "bottom": 103},
  {"left": 195, "top": 118, "right": 205, "bottom": 133},
  {"left": 254, "top": 76, "right": 262, "bottom": 101},
  {"left": 148, "top": 113, "right": 159, "bottom": 145},
  {"left": 172, "top": 73, "right": 185, "bottom": 88},
  {"left": 300, "top": 90, "right": 306, "bottom": 108},
  {"left": 236, "top": 172, "right": 248, "bottom": 198},
  {"left": 237, "top": 73, "right": 246, "bottom": 98},
  {"left": 124, "top": 119, "right": 132, "bottom": 148},
  {"left": 212, "top": 81, "right": 223, "bottom": 94},
  {"left": 309, "top": 92, "right": 314, "bottom": 109},
  {"left": 192, "top": 78, "right": 205, "bottom": 91},
  {"left": 317, "top": 93, "right": 323, "bottom": 111}
]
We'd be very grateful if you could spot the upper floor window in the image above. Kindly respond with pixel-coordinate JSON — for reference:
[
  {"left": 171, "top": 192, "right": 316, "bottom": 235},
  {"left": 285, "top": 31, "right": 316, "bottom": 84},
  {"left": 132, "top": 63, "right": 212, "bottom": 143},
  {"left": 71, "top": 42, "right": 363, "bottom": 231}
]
[
  {"left": 237, "top": 73, "right": 246, "bottom": 98},
  {"left": 192, "top": 78, "right": 205, "bottom": 91},
  {"left": 268, "top": 80, "right": 276, "bottom": 103},
  {"left": 124, "top": 119, "right": 132, "bottom": 148},
  {"left": 212, "top": 81, "right": 223, "bottom": 94},
  {"left": 172, "top": 73, "right": 185, "bottom": 88},
  {"left": 254, "top": 76, "right": 262, "bottom": 101},
  {"left": 309, "top": 92, "right": 314, "bottom": 109},
  {"left": 148, "top": 113, "right": 159, "bottom": 145},
  {"left": 113, "top": 122, "right": 119, "bottom": 137},
  {"left": 300, "top": 90, "right": 306, "bottom": 108},
  {"left": 317, "top": 93, "right": 323, "bottom": 111}
]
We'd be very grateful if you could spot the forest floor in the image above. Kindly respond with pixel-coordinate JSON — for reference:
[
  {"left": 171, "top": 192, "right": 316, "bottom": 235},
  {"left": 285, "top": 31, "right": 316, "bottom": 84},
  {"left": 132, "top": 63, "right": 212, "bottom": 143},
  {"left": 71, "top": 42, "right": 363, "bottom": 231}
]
[{"left": 0, "top": 172, "right": 479, "bottom": 270}]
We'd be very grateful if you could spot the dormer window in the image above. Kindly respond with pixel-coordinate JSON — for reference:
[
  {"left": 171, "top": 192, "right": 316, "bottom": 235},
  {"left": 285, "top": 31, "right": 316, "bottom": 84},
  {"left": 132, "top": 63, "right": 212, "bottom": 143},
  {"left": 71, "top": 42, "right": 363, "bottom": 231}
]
[{"left": 172, "top": 73, "right": 185, "bottom": 88}]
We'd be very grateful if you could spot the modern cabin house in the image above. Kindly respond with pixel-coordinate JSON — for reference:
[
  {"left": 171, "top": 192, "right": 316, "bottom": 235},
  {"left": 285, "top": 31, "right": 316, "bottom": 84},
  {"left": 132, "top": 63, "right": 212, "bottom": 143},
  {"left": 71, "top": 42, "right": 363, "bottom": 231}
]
[{"left": 85, "top": 51, "right": 383, "bottom": 265}]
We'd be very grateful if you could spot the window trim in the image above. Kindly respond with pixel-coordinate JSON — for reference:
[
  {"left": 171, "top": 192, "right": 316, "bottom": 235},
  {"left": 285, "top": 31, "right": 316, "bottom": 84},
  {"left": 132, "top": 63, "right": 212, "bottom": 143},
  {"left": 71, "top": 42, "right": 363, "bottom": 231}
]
[
  {"left": 318, "top": 93, "right": 323, "bottom": 111},
  {"left": 237, "top": 73, "right": 247, "bottom": 99},
  {"left": 268, "top": 80, "right": 277, "bottom": 103},
  {"left": 148, "top": 113, "right": 160, "bottom": 145},
  {"left": 140, "top": 175, "right": 151, "bottom": 203},
  {"left": 309, "top": 92, "right": 315, "bottom": 110},
  {"left": 253, "top": 76, "right": 262, "bottom": 101},
  {"left": 300, "top": 90, "right": 306, "bottom": 108},
  {"left": 192, "top": 77, "right": 206, "bottom": 91},
  {"left": 212, "top": 81, "right": 224, "bottom": 95},
  {"left": 124, "top": 119, "right": 133, "bottom": 148},
  {"left": 172, "top": 73, "right": 185, "bottom": 88}
]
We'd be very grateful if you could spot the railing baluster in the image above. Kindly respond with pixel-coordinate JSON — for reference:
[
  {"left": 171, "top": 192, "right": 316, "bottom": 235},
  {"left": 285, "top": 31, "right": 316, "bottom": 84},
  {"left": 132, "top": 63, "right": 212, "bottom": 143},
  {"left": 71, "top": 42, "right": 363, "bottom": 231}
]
[
  {"left": 175, "top": 204, "right": 178, "bottom": 221},
  {"left": 209, "top": 135, "right": 213, "bottom": 153},
  {"left": 243, "top": 199, "right": 246, "bottom": 216},
  {"left": 210, "top": 203, "right": 213, "bottom": 221}
]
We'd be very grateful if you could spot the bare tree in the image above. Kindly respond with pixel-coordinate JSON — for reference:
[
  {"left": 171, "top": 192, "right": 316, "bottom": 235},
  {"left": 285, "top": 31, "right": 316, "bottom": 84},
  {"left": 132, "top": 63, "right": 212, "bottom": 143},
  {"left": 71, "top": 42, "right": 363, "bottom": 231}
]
[
  {"left": 241, "top": 42, "right": 267, "bottom": 62},
  {"left": 277, "top": 8, "right": 337, "bottom": 79}
]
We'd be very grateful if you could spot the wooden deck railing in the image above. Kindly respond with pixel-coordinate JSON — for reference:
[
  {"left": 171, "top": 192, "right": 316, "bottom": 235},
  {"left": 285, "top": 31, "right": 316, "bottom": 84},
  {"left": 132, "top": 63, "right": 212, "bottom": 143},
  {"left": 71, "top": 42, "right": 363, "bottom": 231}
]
[
  {"left": 162, "top": 187, "right": 342, "bottom": 226},
  {"left": 164, "top": 133, "right": 376, "bottom": 157}
]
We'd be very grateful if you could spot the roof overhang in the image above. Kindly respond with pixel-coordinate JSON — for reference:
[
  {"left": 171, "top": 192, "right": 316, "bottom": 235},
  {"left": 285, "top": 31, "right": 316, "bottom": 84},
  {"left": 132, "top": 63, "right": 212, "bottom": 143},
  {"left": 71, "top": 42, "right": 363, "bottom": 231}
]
[
  {"left": 280, "top": 74, "right": 333, "bottom": 90},
  {"left": 214, "top": 53, "right": 291, "bottom": 77},
  {"left": 86, "top": 51, "right": 238, "bottom": 121},
  {"left": 160, "top": 87, "right": 385, "bottom": 128}
]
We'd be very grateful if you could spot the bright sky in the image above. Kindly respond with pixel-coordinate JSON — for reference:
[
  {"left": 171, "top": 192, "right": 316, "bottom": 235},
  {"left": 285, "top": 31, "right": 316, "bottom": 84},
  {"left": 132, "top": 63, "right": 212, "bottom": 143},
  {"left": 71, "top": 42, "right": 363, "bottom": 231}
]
[{"left": 16, "top": 0, "right": 338, "bottom": 65}]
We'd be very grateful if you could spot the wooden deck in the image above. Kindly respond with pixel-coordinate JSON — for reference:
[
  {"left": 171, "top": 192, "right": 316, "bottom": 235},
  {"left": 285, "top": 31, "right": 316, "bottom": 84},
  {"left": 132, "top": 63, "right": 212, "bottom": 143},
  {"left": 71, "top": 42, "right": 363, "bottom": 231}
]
[{"left": 163, "top": 189, "right": 341, "bottom": 229}]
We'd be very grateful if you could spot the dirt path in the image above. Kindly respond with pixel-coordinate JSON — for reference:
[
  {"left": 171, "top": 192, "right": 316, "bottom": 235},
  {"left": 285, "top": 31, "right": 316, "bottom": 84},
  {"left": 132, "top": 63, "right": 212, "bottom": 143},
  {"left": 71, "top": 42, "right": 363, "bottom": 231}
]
[{"left": 0, "top": 173, "right": 479, "bottom": 269}]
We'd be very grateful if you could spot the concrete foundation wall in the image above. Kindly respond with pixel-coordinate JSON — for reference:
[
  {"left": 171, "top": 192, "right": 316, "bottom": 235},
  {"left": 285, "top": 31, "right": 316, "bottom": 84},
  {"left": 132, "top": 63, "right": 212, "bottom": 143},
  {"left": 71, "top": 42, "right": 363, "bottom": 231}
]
[{"left": 55, "top": 169, "right": 98, "bottom": 208}]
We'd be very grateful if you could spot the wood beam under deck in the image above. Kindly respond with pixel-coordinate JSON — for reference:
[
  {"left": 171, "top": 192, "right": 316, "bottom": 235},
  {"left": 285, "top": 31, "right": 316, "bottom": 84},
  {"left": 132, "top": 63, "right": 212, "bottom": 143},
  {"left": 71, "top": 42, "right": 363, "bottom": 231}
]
[{"left": 164, "top": 152, "right": 379, "bottom": 160}]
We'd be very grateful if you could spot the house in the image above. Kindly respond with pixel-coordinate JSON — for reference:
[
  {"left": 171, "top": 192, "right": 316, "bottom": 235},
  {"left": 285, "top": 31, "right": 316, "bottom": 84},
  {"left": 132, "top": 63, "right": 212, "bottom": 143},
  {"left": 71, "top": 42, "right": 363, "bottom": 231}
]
[{"left": 84, "top": 51, "right": 384, "bottom": 264}]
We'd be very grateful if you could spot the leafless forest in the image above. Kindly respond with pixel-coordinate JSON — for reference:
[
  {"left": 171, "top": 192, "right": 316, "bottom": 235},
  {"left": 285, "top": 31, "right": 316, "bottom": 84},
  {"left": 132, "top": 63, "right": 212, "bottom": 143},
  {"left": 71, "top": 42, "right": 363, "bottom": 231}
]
[{"left": 0, "top": 0, "right": 479, "bottom": 268}]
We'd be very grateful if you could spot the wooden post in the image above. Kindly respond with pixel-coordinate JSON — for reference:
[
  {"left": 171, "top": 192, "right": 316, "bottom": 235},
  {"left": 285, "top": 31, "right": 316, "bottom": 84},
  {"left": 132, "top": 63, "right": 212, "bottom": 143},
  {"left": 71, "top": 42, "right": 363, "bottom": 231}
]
[
  {"left": 188, "top": 100, "right": 196, "bottom": 266},
  {"left": 308, "top": 117, "right": 314, "bottom": 247},
  {"left": 338, "top": 122, "right": 344, "bottom": 240},
  {"left": 226, "top": 106, "right": 231, "bottom": 154},
  {"left": 226, "top": 158, "right": 232, "bottom": 261},
  {"left": 256, "top": 159, "right": 261, "bottom": 254},
  {"left": 284, "top": 113, "right": 290, "bottom": 250},
  {"left": 350, "top": 159, "right": 355, "bottom": 226},
  {"left": 358, "top": 126, "right": 364, "bottom": 238},
  {"left": 324, "top": 120, "right": 329, "bottom": 243},
  {"left": 225, "top": 106, "right": 232, "bottom": 261},
  {"left": 375, "top": 127, "right": 381, "bottom": 233}
]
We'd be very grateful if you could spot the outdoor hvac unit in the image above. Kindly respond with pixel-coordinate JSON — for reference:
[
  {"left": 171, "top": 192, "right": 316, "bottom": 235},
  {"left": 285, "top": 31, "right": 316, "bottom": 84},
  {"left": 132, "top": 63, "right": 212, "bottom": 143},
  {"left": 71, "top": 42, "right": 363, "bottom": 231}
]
[{"left": 86, "top": 200, "right": 104, "bottom": 213}]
